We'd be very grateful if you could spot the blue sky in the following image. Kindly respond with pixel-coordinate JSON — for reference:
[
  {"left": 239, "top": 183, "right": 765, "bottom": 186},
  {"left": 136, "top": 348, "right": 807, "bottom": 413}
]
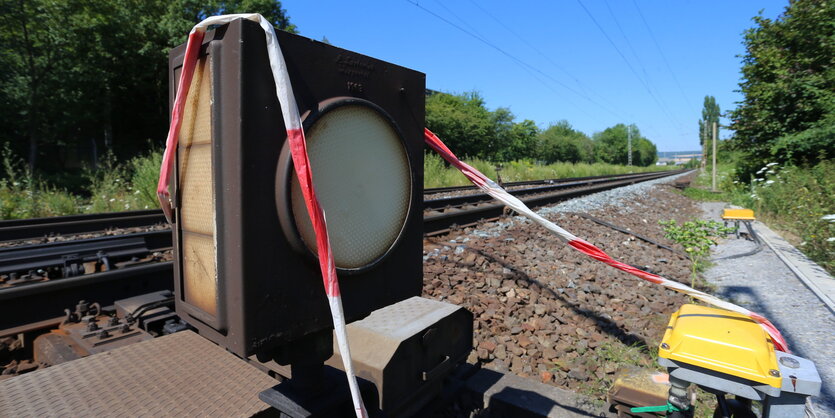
[{"left": 280, "top": 1, "right": 787, "bottom": 152}]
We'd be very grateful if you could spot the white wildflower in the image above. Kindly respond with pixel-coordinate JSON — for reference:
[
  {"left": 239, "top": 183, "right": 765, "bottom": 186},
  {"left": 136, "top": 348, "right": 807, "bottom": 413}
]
[
  {"left": 827, "top": 237, "right": 835, "bottom": 242},
  {"left": 822, "top": 214, "right": 835, "bottom": 222},
  {"left": 766, "top": 180, "right": 774, "bottom": 184},
  {"left": 109, "top": 198, "right": 115, "bottom": 202}
]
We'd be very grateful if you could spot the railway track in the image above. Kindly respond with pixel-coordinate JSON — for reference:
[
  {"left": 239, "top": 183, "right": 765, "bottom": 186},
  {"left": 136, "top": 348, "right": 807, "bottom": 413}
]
[
  {"left": 0, "top": 209, "right": 166, "bottom": 243},
  {"left": 424, "top": 169, "right": 688, "bottom": 235},
  {"left": 0, "top": 230, "right": 174, "bottom": 332},
  {"left": 422, "top": 170, "right": 675, "bottom": 196},
  {"left": 0, "top": 169, "right": 687, "bottom": 333}
]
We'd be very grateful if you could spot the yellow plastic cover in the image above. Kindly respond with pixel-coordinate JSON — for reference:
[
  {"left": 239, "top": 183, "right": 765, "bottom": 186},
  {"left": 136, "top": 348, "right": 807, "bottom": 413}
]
[
  {"left": 721, "top": 208, "right": 755, "bottom": 220},
  {"left": 658, "top": 304, "right": 780, "bottom": 388}
]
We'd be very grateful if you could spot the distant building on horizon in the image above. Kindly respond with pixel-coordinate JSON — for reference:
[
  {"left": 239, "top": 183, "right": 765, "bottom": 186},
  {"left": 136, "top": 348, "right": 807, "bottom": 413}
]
[{"left": 656, "top": 150, "right": 701, "bottom": 165}]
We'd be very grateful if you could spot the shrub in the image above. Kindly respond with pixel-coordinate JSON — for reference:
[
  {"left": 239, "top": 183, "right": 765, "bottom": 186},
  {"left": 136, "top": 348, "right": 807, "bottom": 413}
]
[
  {"left": 423, "top": 154, "right": 672, "bottom": 188},
  {"left": 0, "top": 143, "right": 81, "bottom": 219},
  {"left": 659, "top": 219, "right": 733, "bottom": 289},
  {"left": 744, "top": 161, "right": 835, "bottom": 273}
]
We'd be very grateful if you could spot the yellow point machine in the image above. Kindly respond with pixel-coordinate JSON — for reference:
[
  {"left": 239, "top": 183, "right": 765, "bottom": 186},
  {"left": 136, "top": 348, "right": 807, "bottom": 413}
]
[
  {"left": 655, "top": 304, "right": 820, "bottom": 417},
  {"left": 722, "top": 208, "right": 756, "bottom": 239}
]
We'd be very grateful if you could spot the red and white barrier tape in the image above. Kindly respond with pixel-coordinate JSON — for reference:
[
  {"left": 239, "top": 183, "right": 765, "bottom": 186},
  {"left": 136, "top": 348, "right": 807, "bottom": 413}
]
[
  {"left": 424, "top": 128, "right": 789, "bottom": 352},
  {"left": 156, "top": 14, "right": 367, "bottom": 418}
]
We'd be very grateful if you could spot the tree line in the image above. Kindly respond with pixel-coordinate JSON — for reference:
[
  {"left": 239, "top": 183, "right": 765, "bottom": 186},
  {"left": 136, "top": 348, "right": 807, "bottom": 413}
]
[
  {"left": 0, "top": 0, "right": 658, "bottom": 188},
  {"left": 426, "top": 91, "right": 658, "bottom": 166},
  {"left": 728, "top": 0, "right": 834, "bottom": 179},
  {"left": 0, "top": 0, "right": 296, "bottom": 175}
]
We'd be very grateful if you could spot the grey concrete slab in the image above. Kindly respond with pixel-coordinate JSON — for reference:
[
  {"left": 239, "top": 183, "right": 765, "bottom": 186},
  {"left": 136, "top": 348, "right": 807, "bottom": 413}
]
[{"left": 754, "top": 221, "right": 835, "bottom": 314}]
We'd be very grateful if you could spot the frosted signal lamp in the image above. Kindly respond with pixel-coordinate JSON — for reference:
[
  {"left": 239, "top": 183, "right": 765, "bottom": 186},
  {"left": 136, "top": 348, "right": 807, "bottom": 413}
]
[{"left": 288, "top": 101, "right": 412, "bottom": 270}]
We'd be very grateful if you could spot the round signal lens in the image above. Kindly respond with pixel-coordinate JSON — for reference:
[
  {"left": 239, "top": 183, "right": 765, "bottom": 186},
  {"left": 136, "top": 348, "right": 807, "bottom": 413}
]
[{"left": 288, "top": 100, "right": 412, "bottom": 270}]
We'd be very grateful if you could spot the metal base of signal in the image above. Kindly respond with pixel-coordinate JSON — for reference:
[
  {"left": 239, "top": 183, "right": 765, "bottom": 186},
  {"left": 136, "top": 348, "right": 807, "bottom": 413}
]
[
  {"left": 258, "top": 297, "right": 473, "bottom": 417},
  {"left": 259, "top": 364, "right": 379, "bottom": 418}
]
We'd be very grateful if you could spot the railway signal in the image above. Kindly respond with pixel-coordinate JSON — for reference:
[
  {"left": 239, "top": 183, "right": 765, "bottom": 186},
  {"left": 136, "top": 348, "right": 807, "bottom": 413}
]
[{"left": 166, "top": 17, "right": 425, "bottom": 395}]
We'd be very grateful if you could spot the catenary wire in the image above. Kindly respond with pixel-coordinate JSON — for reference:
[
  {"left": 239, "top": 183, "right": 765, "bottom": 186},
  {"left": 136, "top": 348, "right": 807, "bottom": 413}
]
[
  {"left": 464, "top": 0, "right": 635, "bottom": 123},
  {"left": 575, "top": 0, "right": 685, "bottom": 137},
  {"left": 631, "top": 0, "right": 697, "bottom": 115},
  {"left": 405, "top": 0, "right": 638, "bottom": 125},
  {"left": 601, "top": 0, "right": 686, "bottom": 133}
]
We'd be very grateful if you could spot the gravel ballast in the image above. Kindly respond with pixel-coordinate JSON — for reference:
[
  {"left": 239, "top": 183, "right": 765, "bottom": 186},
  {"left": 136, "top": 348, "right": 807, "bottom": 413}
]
[
  {"left": 423, "top": 172, "right": 701, "bottom": 408},
  {"left": 423, "top": 171, "right": 833, "bottom": 416}
]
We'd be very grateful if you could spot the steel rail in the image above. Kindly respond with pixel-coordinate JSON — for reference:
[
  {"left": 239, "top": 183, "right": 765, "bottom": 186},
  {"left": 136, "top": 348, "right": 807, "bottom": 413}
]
[
  {"left": 0, "top": 261, "right": 174, "bottom": 331},
  {"left": 0, "top": 171, "right": 682, "bottom": 243},
  {"left": 0, "top": 170, "right": 690, "bottom": 333},
  {"left": 0, "top": 210, "right": 166, "bottom": 242},
  {"left": 423, "top": 169, "right": 679, "bottom": 195},
  {"left": 424, "top": 170, "right": 685, "bottom": 211},
  {"left": 0, "top": 230, "right": 172, "bottom": 277},
  {"left": 424, "top": 170, "right": 691, "bottom": 235}
]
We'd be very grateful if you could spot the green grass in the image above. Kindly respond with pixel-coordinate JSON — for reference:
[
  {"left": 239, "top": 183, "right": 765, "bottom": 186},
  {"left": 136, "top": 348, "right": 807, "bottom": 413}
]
[
  {"left": 424, "top": 152, "right": 675, "bottom": 188},
  {"left": 0, "top": 144, "right": 81, "bottom": 219},
  {"left": 681, "top": 187, "right": 727, "bottom": 201},
  {"left": 85, "top": 150, "right": 162, "bottom": 213},
  {"left": 2, "top": 148, "right": 677, "bottom": 219},
  {"left": 0, "top": 144, "right": 162, "bottom": 220}
]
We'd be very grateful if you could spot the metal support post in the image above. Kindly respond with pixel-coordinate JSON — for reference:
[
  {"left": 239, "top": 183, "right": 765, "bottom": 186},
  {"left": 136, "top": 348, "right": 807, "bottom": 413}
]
[{"left": 712, "top": 122, "right": 717, "bottom": 192}]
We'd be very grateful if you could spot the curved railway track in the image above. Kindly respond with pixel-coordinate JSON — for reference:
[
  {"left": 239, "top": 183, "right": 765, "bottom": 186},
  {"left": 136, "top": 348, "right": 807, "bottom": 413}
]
[{"left": 0, "top": 169, "right": 688, "bottom": 333}]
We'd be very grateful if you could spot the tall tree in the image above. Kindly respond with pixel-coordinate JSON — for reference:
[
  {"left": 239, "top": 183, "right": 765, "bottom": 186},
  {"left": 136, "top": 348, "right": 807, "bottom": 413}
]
[
  {"left": 425, "top": 90, "right": 539, "bottom": 161},
  {"left": 592, "top": 124, "right": 656, "bottom": 167},
  {"left": 537, "top": 120, "right": 593, "bottom": 164},
  {"left": 0, "top": 0, "right": 296, "bottom": 174},
  {"left": 425, "top": 91, "right": 494, "bottom": 160},
  {"left": 498, "top": 118, "right": 539, "bottom": 162},
  {"left": 729, "top": 0, "right": 835, "bottom": 178},
  {"left": 699, "top": 96, "right": 720, "bottom": 168}
]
